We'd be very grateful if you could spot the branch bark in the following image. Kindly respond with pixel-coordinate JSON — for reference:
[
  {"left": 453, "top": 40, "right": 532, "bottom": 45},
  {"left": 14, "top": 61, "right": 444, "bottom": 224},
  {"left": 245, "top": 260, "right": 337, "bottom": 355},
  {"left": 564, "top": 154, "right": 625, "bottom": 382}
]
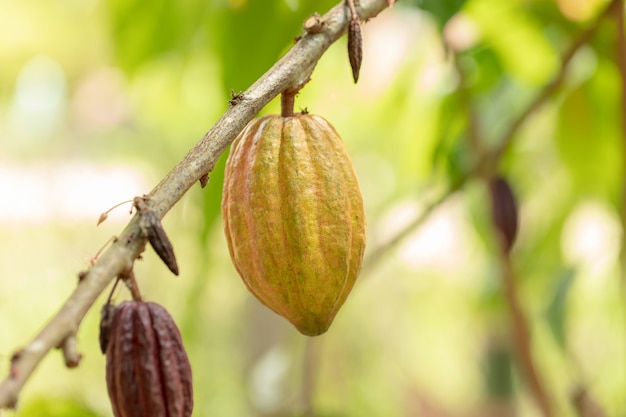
[{"left": 0, "top": 0, "right": 392, "bottom": 409}]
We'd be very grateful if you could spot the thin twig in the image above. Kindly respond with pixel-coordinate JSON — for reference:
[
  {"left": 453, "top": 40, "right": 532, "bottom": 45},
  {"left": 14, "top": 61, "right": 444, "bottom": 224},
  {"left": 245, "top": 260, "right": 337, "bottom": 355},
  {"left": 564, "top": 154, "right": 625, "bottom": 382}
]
[
  {"left": 58, "top": 336, "right": 82, "bottom": 369},
  {"left": 362, "top": 178, "right": 466, "bottom": 272},
  {"left": 496, "top": 221, "right": 553, "bottom": 416},
  {"left": 346, "top": 0, "right": 358, "bottom": 20},
  {"left": 453, "top": 19, "right": 550, "bottom": 410},
  {"left": 489, "top": 4, "right": 621, "bottom": 413},
  {"left": 0, "top": 0, "right": 393, "bottom": 409}
]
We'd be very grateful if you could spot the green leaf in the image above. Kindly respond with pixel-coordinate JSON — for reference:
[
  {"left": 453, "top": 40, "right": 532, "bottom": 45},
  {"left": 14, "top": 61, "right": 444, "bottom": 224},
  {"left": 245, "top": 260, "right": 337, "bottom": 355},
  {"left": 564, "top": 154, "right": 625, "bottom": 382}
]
[
  {"left": 483, "top": 339, "right": 513, "bottom": 399},
  {"left": 106, "top": 0, "right": 206, "bottom": 73},
  {"left": 430, "top": 94, "right": 469, "bottom": 183},
  {"left": 406, "top": 0, "right": 468, "bottom": 28},
  {"left": 465, "top": 0, "right": 558, "bottom": 84},
  {"left": 545, "top": 269, "right": 576, "bottom": 351},
  {"left": 213, "top": 0, "right": 337, "bottom": 95},
  {"left": 555, "top": 59, "right": 622, "bottom": 200},
  {"left": 458, "top": 47, "right": 505, "bottom": 94}
]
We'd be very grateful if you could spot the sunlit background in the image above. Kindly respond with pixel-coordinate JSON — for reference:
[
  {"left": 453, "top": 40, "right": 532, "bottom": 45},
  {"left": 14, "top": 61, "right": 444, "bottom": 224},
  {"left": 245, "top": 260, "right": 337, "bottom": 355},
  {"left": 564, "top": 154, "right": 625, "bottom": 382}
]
[{"left": 1, "top": 0, "right": 624, "bottom": 416}]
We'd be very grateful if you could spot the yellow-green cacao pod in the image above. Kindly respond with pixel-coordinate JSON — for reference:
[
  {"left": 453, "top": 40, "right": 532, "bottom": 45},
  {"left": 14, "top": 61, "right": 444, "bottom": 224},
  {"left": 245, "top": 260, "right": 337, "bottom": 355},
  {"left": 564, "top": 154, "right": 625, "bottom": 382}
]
[{"left": 222, "top": 113, "right": 366, "bottom": 336}]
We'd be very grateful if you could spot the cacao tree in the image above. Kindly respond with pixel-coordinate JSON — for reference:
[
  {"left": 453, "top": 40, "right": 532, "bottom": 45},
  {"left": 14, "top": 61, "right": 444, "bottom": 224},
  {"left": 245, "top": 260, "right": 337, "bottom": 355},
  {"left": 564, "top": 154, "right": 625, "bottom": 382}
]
[{"left": 0, "top": 0, "right": 625, "bottom": 416}]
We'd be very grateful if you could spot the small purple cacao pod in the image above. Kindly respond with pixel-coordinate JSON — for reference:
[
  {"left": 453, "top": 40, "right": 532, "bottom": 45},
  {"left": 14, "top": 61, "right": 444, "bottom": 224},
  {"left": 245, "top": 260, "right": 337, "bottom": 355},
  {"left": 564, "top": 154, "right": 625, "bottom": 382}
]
[{"left": 106, "top": 301, "right": 193, "bottom": 417}]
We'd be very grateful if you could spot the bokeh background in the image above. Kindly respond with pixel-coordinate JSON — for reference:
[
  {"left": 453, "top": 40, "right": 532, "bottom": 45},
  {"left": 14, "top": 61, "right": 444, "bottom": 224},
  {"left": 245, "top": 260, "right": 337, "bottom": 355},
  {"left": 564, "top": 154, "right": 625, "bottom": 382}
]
[{"left": 1, "top": 0, "right": 625, "bottom": 416}]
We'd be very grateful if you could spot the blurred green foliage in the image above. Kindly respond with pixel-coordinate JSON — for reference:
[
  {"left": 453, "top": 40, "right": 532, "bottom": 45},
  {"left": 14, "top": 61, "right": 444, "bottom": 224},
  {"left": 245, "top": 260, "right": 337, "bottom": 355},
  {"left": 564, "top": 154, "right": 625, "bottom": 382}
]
[{"left": 0, "top": 0, "right": 625, "bottom": 416}]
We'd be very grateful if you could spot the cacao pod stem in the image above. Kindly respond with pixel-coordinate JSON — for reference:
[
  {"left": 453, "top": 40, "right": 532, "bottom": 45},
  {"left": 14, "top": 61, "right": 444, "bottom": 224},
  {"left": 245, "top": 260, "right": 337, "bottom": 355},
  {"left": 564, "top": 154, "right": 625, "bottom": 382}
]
[{"left": 281, "top": 91, "right": 296, "bottom": 117}]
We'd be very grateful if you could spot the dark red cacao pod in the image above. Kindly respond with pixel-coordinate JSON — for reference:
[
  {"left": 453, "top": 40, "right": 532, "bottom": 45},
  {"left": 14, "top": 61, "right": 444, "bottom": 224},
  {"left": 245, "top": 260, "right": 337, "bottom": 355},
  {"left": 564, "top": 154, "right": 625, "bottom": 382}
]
[
  {"left": 488, "top": 176, "right": 519, "bottom": 253},
  {"left": 105, "top": 301, "right": 193, "bottom": 417}
]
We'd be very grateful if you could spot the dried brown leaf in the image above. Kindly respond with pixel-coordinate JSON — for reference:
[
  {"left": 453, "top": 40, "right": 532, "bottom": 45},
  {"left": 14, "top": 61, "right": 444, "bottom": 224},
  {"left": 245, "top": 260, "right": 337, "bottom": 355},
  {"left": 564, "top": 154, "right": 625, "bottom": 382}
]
[
  {"left": 139, "top": 210, "right": 179, "bottom": 275},
  {"left": 348, "top": 19, "right": 363, "bottom": 83}
]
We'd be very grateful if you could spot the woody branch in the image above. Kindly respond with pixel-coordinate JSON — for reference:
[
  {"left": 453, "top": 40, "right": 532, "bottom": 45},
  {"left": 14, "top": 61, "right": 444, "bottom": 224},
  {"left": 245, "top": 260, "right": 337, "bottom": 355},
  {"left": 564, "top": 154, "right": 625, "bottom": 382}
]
[{"left": 0, "top": 0, "right": 392, "bottom": 409}]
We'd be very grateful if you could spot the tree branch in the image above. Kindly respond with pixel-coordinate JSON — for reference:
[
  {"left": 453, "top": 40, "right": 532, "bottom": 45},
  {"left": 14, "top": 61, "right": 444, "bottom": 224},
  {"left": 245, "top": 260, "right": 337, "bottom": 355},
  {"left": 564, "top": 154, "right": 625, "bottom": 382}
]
[
  {"left": 362, "top": 178, "right": 466, "bottom": 272},
  {"left": 497, "top": 237, "right": 554, "bottom": 417},
  {"left": 0, "top": 0, "right": 392, "bottom": 409}
]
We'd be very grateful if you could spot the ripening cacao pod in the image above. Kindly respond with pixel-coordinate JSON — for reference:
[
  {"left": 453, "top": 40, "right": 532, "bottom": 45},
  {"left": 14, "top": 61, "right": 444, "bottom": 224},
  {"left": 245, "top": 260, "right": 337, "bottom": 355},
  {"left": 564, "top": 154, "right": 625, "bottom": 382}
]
[
  {"left": 105, "top": 301, "right": 193, "bottom": 417},
  {"left": 222, "top": 113, "right": 366, "bottom": 336}
]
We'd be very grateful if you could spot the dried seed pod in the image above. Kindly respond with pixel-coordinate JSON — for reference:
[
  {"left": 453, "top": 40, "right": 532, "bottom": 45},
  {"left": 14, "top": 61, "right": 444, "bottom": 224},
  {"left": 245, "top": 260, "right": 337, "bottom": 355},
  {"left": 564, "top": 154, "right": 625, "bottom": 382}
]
[
  {"left": 106, "top": 301, "right": 193, "bottom": 417},
  {"left": 136, "top": 202, "right": 179, "bottom": 276},
  {"left": 99, "top": 303, "right": 116, "bottom": 354},
  {"left": 97, "top": 212, "right": 109, "bottom": 226},
  {"left": 140, "top": 210, "right": 179, "bottom": 275},
  {"left": 489, "top": 177, "right": 519, "bottom": 253},
  {"left": 348, "top": 19, "right": 363, "bottom": 83}
]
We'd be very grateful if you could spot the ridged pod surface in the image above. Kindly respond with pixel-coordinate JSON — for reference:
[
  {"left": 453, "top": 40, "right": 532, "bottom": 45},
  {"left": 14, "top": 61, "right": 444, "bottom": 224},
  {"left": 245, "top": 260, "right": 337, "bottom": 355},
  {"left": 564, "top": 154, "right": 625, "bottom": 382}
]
[
  {"left": 222, "top": 113, "right": 366, "bottom": 336},
  {"left": 105, "top": 301, "right": 193, "bottom": 417}
]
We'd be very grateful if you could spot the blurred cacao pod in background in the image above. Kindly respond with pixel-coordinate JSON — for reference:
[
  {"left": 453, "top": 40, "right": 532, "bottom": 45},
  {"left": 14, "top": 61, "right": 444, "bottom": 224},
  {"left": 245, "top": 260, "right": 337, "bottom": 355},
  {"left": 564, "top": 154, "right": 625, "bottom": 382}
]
[{"left": 488, "top": 176, "right": 519, "bottom": 253}]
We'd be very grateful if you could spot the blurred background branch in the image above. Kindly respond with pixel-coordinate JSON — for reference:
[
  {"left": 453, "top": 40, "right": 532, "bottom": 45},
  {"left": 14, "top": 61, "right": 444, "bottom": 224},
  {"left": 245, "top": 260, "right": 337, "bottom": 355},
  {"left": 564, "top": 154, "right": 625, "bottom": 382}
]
[
  {"left": 362, "top": 4, "right": 618, "bottom": 415},
  {"left": 363, "top": 0, "right": 618, "bottom": 274}
]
